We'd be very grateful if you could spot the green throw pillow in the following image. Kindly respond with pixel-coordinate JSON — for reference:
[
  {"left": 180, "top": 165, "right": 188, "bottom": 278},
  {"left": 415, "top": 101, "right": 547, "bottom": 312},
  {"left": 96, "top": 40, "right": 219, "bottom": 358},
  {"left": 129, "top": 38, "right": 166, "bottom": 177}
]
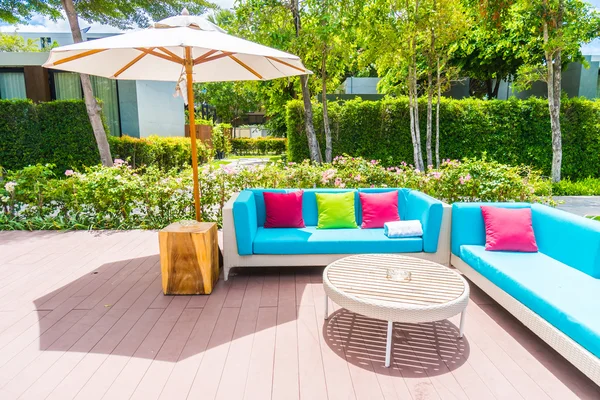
[{"left": 316, "top": 192, "right": 358, "bottom": 229}]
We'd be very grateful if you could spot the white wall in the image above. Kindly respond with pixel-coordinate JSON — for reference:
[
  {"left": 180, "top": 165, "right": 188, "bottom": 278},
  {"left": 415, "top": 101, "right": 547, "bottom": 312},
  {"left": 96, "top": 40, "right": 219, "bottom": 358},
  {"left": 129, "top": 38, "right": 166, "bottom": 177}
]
[{"left": 135, "top": 80, "right": 185, "bottom": 137}]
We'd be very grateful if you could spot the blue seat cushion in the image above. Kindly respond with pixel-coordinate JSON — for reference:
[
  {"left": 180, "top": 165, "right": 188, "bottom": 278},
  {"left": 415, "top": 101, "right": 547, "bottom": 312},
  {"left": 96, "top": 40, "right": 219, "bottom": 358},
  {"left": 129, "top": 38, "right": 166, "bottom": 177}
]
[
  {"left": 460, "top": 245, "right": 600, "bottom": 358},
  {"left": 253, "top": 227, "right": 423, "bottom": 255}
]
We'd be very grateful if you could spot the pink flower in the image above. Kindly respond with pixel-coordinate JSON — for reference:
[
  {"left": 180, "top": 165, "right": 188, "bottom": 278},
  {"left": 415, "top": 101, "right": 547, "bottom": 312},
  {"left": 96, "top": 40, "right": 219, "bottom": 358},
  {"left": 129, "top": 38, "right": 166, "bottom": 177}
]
[
  {"left": 431, "top": 171, "right": 442, "bottom": 179},
  {"left": 370, "top": 160, "right": 378, "bottom": 165},
  {"left": 113, "top": 158, "right": 126, "bottom": 167},
  {"left": 459, "top": 174, "right": 471, "bottom": 185},
  {"left": 334, "top": 178, "right": 345, "bottom": 188},
  {"left": 354, "top": 174, "right": 361, "bottom": 181},
  {"left": 64, "top": 169, "right": 74, "bottom": 177}
]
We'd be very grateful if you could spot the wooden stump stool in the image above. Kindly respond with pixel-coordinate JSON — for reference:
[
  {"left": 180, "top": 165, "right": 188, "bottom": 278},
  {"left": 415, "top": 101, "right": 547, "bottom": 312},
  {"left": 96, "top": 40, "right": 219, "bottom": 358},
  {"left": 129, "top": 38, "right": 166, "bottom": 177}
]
[{"left": 159, "top": 221, "right": 219, "bottom": 295}]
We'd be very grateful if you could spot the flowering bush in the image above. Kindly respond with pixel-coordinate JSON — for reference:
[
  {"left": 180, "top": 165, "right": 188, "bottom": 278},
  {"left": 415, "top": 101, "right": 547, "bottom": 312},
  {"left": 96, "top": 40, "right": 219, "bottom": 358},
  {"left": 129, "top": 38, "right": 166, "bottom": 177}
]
[{"left": 0, "top": 156, "right": 552, "bottom": 230}]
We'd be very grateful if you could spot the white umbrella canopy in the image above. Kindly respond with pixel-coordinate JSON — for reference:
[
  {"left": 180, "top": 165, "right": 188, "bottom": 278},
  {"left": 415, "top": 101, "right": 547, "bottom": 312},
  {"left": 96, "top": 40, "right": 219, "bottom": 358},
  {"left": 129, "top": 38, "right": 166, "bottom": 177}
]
[
  {"left": 44, "top": 10, "right": 311, "bottom": 221},
  {"left": 43, "top": 16, "right": 309, "bottom": 82}
]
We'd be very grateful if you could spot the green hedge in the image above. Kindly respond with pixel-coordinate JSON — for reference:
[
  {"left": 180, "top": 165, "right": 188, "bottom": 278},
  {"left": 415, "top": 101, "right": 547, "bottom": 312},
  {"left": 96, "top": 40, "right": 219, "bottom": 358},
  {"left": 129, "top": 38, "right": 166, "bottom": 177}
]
[
  {"left": 0, "top": 99, "right": 212, "bottom": 173},
  {"left": 231, "top": 137, "right": 287, "bottom": 155},
  {"left": 286, "top": 97, "right": 600, "bottom": 179},
  {"left": 0, "top": 99, "right": 101, "bottom": 173},
  {"left": 108, "top": 135, "right": 213, "bottom": 171}
]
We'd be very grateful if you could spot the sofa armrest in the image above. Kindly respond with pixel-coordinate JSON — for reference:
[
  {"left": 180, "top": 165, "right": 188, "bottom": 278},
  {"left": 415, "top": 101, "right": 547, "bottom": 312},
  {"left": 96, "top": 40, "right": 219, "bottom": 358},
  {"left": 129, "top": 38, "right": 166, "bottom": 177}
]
[
  {"left": 405, "top": 190, "right": 443, "bottom": 253},
  {"left": 231, "top": 190, "right": 258, "bottom": 255}
]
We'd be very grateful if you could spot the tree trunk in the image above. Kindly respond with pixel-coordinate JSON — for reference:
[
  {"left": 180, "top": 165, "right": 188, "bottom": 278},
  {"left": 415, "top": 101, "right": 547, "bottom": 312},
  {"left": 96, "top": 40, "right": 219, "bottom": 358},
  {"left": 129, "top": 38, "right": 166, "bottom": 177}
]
[
  {"left": 492, "top": 78, "right": 501, "bottom": 99},
  {"left": 426, "top": 70, "right": 433, "bottom": 169},
  {"left": 408, "top": 65, "right": 419, "bottom": 169},
  {"left": 61, "top": 0, "right": 113, "bottom": 167},
  {"left": 544, "top": 16, "right": 562, "bottom": 182},
  {"left": 411, "top": 43, "right": 424, "bottom": 171},
  {"left": 322, "top": 50, "right": 332, "bottom": 163},
  {"left": 291, "top": 0, "right": 321, "bottom": 163},
  {"left": 436, "top": 57, "right": 441, "bottom": 168}
]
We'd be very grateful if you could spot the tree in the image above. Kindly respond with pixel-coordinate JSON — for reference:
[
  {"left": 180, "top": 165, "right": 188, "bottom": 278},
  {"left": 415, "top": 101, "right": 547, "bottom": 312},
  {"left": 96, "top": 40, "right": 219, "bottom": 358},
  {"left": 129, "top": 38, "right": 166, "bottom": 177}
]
[
  {"left": 451, "top": 0, "right": 538, "bottom": 99},
  {"left": 1, "top": 0, "right": 212, "bottom": 167},
  {"left": 362, "top": 0, "right": 426, "bottom": 171},
  {"left": 193, "top": 82, "right": 260, "bottom": 127},
  {"left": 512, "top": 0, "right": 600, "bottom": 182},
  {"left": 424, "top": 0, "right": 469, "bottom": 167},
  {"left": 0, "top": 32, "right": 42, "bottom": 52},
  {"left": 234, "top": 0, "right": 322, "bottom": 162},
  {"left": 302, "top": 0, "right": 360, "bottom": 162}
]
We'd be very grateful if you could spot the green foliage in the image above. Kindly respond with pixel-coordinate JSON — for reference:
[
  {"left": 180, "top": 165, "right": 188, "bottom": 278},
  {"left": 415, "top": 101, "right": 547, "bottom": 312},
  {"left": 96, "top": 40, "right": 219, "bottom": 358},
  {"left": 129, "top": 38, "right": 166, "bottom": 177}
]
[
  {"left": 0, "top": 156, "right": 550, "bottom": 230},
  {"left": 552, "top": 178, "right": 600, "bottom": 195},
  {"left": 108, "top": 135, "right": 213, "bottom": 171},
  {"left": 286, "top": 97, "right": 600, "bottom": 179},
  {"left": 0, "top": 32, "right": 43, "bottom": 52},
  {"left": 231, "top": 138, "right": 287, "bottom": 155},
  {"left": 193, "top": 82, "right": 260, "bottom": 124},
  {"left": 0, "top": 99, "right": 101, "bottom": 173},
  {"left": 0, "top": 1, "right": 213, "bottom": 29},
  {"left": 0, "top": 99, "right": 212, "bottom": 174}
]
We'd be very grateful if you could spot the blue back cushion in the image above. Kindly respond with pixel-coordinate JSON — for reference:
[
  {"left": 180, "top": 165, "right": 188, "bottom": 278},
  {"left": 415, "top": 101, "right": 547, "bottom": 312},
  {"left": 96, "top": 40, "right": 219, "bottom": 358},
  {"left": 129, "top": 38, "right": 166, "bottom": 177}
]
[
  {"left": 451, "top": 202, "right": 531, "bottom": 256},
  {"left": 249, "top": 188, "right": 410, "bottom": 227},
  {"left": 532, "top": 204, "right": 600, "bottom": 278}
]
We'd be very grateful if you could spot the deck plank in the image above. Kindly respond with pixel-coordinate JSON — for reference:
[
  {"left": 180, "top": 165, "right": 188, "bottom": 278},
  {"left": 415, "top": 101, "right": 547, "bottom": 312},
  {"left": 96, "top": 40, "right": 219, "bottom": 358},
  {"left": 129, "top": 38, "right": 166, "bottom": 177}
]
[{"left": 0, "top": 231, "right": 596, "bottom": 400}]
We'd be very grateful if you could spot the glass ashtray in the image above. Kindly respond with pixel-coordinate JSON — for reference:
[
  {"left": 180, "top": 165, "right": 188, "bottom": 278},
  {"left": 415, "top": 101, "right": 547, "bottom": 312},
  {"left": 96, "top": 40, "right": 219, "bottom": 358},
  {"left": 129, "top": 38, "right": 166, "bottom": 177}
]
[
  {"left": 179, "top": 219, "right": 201, "bottom": 227},
  {"left": 386, "top": 268, "right": 411, "bottom": 282}
]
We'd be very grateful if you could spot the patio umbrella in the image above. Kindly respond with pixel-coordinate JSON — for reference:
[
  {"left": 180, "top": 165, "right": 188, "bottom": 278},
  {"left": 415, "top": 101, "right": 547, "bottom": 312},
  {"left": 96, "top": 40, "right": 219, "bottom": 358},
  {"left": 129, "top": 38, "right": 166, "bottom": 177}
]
[{"left": 43, "top": 9, "right": 310, "bottom": 221}]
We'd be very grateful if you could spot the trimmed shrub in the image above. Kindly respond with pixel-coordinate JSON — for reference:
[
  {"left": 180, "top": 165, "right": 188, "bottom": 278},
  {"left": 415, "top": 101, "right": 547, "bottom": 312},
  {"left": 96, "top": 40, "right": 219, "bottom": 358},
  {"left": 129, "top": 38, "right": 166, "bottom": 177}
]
[
  {"left": 0, "top": 99, "right": 213, "bottom": 174},
  {"left": 286, "top": 97, "right": 600, "bottom": 180},
  {"left": 231, "top": 137, "right": 287, "bottom": 155},
  {"left": 108, "top": 135, "right": 213, "bottom": 171}
]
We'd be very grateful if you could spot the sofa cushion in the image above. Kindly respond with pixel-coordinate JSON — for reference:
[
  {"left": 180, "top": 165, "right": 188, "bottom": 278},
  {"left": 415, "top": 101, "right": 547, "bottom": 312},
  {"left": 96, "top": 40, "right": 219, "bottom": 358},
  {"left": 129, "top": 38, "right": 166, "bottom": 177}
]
[
  {"left": 532, "top": 204, "right": 600, "bottom": 278},
  {"left": 481, "top": 206, "right": 538, "bottom": 252},
  {"left": 253, "top": 227, "right": 423, "bottom": 255},
  {"left": 264, "top": 190, "right": 305, "bottom": 228},
  {"left": 359, "top": 191, "right": 401, "bottom": 229},
  {"left": 316, "top": 192, "right": 358, "bottom": 229},
  {"left": 460, "top": 244, "right": 600, "bottom": 358}
]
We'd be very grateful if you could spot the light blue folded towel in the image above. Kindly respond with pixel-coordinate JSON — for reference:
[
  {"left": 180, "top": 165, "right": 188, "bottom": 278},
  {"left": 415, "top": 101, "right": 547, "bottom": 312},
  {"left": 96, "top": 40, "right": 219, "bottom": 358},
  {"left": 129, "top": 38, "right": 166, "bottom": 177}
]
[{"left": 384, "top": 220, "right": 423, "bottom": 238}]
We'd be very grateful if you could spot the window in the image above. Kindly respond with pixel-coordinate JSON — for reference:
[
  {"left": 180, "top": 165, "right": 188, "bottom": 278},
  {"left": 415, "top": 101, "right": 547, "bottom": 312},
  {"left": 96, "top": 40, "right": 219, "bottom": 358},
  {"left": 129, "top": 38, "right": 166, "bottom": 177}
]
[
  {"left": 40, "top": 37, "right": 52, "bottom": 49},
  {"left": 0, "top": 70, "right": 27, "bottom": 99},
  {"left": 52, "top": 72, "right": 121, "bottom": 136}
]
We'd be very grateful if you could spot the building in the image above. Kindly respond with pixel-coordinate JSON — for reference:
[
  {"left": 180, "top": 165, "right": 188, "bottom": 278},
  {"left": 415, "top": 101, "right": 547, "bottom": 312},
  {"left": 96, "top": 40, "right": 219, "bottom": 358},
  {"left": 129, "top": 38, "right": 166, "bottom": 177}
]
[{"left": 0, "top": 29, "right": 185, "bottom": 138}]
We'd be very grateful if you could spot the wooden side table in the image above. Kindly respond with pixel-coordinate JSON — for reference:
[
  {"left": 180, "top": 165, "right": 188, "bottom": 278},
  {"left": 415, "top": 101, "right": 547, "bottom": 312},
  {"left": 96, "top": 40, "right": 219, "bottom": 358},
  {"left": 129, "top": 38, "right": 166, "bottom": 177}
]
[{"left": 158, "top": 221, "right": 219, "bottom": 295}]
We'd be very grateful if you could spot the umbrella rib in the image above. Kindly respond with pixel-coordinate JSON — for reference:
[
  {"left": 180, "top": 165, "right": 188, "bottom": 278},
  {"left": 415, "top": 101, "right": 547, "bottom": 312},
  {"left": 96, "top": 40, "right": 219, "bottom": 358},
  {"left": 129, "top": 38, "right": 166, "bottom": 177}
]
[
  {"left": 51, "top": 49, "right": 108, "bottom": 66},
  {"left": 157, "top": 47, "right": 184, "bottom": 64},
  {"left": 229, "top": 55, "right": 263, "bottom": 79},
  {"left": 113, "top": 49, "right": 152, "bottom": 78},
  {"left": 193, "top": 49, "right": 218, "bottom": 64},
  {"left": 195, "top": 51, "right": 234, "bottom": 65},
  {"left": 265, "top": 56, "right": 306, "bottom": 73},
  {"left": 135, "top": 48, "right": 183, "bottom": 65}
]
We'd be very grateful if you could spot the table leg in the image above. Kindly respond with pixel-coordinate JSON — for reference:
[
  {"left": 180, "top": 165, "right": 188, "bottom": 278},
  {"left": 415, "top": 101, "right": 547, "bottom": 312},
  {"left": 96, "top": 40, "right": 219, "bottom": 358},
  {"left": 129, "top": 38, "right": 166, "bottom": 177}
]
[
  {"left": 459, "top": 310, "right": 466, "bottom": 338},
  {"left": 385, "top": 321, "right": 393, "bottom": 368},
  {"left": 324, "top": 295, "right": 329, "bottom": 320}
]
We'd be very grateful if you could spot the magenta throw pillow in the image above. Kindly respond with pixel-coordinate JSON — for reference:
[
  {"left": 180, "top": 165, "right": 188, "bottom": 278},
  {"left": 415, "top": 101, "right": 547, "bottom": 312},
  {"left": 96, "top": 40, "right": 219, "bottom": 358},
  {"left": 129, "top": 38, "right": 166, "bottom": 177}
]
[
  {"left": 359, "top": 191, "right": 400, "bottom": 229},
  {"left": 263, "top": 191, "right": 305, "bottom": 228},
  {"left": 481, "top": 206, "right": 538, "bottom": 252}
]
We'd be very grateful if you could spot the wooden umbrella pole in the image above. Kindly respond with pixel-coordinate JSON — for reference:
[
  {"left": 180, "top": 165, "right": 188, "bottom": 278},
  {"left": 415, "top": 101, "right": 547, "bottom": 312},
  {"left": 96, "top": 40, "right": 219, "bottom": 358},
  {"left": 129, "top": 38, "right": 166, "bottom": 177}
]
[{"left": 185, "top": 47, "right": 202, "bottom": 221}]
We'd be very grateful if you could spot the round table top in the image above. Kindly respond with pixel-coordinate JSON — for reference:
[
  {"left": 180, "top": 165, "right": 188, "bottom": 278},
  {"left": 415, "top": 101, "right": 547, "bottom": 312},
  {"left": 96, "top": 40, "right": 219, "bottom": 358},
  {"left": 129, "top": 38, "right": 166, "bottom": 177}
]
[{"left": 324, "top": 254, "right": 467, "bottom": 310}]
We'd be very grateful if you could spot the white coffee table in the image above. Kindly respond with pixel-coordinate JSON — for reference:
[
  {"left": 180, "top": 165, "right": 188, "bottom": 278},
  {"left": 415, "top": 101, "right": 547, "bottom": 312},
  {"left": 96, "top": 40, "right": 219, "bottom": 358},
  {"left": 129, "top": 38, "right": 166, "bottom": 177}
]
[{"left": 323, "top": 254, "right": 469, "bottom": 367}]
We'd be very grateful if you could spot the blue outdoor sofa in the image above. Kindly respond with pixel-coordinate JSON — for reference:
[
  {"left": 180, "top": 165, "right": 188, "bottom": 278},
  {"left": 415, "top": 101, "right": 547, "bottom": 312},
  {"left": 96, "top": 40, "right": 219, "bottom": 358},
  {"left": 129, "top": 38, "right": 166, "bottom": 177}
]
[
  {"left": 451, "top": 202, "right": 600, "bottom": 386},
  {"left": 223, "top": 188, "right": 452, "bottom": 281}
]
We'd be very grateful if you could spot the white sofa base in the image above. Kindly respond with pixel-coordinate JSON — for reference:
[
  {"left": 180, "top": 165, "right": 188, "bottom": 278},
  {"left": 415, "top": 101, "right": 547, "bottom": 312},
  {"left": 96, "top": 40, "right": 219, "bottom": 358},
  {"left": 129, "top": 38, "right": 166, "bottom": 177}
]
[
  {"left": 223, "top": 192, "right": 452, "bottom": 281},
  {"left": 451, "top": 254, "right": 600, "bottom": 387}
]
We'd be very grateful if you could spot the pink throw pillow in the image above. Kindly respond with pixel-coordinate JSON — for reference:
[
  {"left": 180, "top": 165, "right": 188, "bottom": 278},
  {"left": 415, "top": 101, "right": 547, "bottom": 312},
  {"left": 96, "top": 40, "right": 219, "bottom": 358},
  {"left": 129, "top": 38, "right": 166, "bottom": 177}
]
[
  {"left": 359, "top": 191, "right": 400, "bottom": 229},
  {"left": 481, "top": 206, "right": 538, "bottom": 252},
  {"left": 263, "top": 191, "right": 305, "bottom": 228}
]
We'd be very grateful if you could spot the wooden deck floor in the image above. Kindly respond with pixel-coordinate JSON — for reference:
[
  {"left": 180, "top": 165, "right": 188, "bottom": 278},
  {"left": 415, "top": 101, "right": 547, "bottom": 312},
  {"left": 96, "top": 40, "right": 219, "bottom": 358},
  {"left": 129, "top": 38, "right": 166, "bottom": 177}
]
[{"left": 0, "top": 230, "right": 598, "bottom": 400}]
